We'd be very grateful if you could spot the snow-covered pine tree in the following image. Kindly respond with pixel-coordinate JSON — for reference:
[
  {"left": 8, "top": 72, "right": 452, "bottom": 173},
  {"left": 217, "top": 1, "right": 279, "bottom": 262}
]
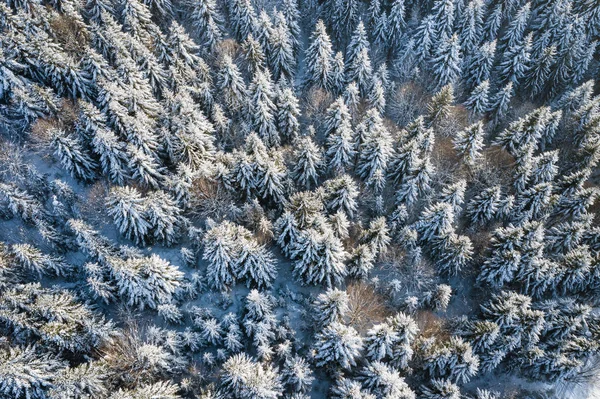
[
  {"left": 292, "top": 136, "right": 323, "bottom": 189},
  {"left": 347, "top": 243, "right": 376, "bottom": 279},
  {"left": 422, "top": 284, "right": 452, "bottom": 312},
  {"left": 228, "top": 0, "right": 256, "bottom": 41},
  {"left": 217, "top": 55, "right": 247, "bottom": 113},
  {"left": 430, "top": 33, "right": 462, "bottom": 90},
  {"left": 346, "top": 48, "right": 373, "bottom": 98},
  {"left": 326, "top": 120, "right": 356, "bottom": 175},
  {"left": 435, "top": 233, "right": 473, "bottom": 276},
  {"left": 388, "top": 0, "right": 406, "bottom": 49},
  {"left": 242, "top": 34, "right": 266, "bottom": 74},
  {"left": 415, "top": 202, "right": 455, "bottom": 244},
  {"left": 438, "top": 180, "right": 466, "bottom": 214},
  {"left": 483, "top": 3, "right": 503, "bottom": 42},
  {"left": 188, "top": 0, "right": 223, "bottom": 52},
  {"left": 454, "top": 121, "right": 485, "bottom": 167},
  {"left": 499, "top": 2, "right": 531, "bottom": 51},
  {"left": 464, "top": 40, "right": 496, "bottom": 90},
  {"left": 431, "top": 0, "right": 455, "bottom": 43},
  {"left": 269, "top": 12, "right": 295, "bottom": 81},
  {"left": 421, "top": 378, "right": 461, "bottom": 399},
  {"left": 496, "top": 32, "right": 532, "bottom": 88},
  {"left": 326, "top": 0, "right": 359, "bottom": 44},
  {"left": 276, "top": 86, "right": 300, "bottom": 144},
  {"left": 466, "top": 186, "right": 502, "bottom": 226},
  {"left": 356, "top": 109, "right": 393, "bottom": 184},
  {"left": 360, "top": 361, "right": 414, "bottom": 398},
  {"left": 106, "top": 186, "right": 151, "bottom": 245},
  {"left": 220, "top": 353, "right": 283, "bottom": 399},
  {"left": 0, "top": 345, "right": 66, "bottom": 399},
  {"left": 526, "top": 45, "right": 556, "bottom": 98},
  {"left": 109, "top": 254, "right": 183, "bottom": 310},
  {"left": 11, "top": 243, "right": 71, "bottom": 277},
  {"left": 363, "top": 216, "right": 391, "bottom": 258},
  {"left": 323, "top": 97, "right": 352, "bottom": 139},
  {"left": 395, "top": 158, "right": 434, "bottom": 207},
  {"left": 426, "top": 85, "right": 454, "bottom": 127},
  {"left": 323, "top": 174, "right": 359, "bottom": 218},
  {"left": 313, "top": 321, "right": 363, "bottom": 370},
  {"left": 329, "top": 52, "right": 346, "bottom": 95},
  {"left": 91, "top": 127, "right": 129, "bottom": 185},
  {"left": 457, "top": 0, "right": 484, "bottom": 56},
  {"left": 313, "top": 287, "right": 349, "bottom": 327},
  {"left": 281, "top": 0, "right": 300, "bottom": 53},
  {"left": 236, "top": 237, "right": 277, "bottom": 290},
  {"left": 249, "top": 69, "right": 279, "bottom": 147},
  {"left": 144, "top": 190, "right": 182, "bottom": 246},
  {"left": 304, "top": 20, "right": 334, "bottom": 91},
  {"left": 369, "top": 79, "right": 386, "bottom": 114},
  {"left": 372, "top": 10, "right": 389, "bottom": 51},
  {"left": 282, "top": 356, "right": 314, "bottom": 393},
  {"left": 127, "top": 144, "right": 165, "bottom": 189},
  {"left": 254, "top": 10, "right": 273, "bottom": 56},
  {"left": 51, "top": 129, "right": 97, "bottom": 181},
  {"left": 464, "top": 80, "right": 490, "bottom": 115},
  {"left": 203, "top": 221, "right": 239, "bottom": 291},
  {"left": 311, "top": 230, "right": 348, "bottom": 287}
]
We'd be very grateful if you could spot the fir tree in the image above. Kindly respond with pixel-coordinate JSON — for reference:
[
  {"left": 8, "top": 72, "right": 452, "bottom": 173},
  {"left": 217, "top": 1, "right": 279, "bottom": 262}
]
[
  {"left": 281, "top": 0, "right": 301, "bottom": 53},
  {"left": 269, "top": 13, "right": 295, "bottom": 81},
  {"left": 0, "top": 345, "right": 66, "bottom": 399},
  {"left": 346, "top": 48, "right": 373, "bottom": 97},
  {"left": 356, "top": 110, "right": 393, "bottom": 183},
  {"left": 438, "top": 180, "right": 467, "bottom": 214},
  {"left": 203, "top": 221, "right": 239, "bottom": 291},
  {"left": 490, "top": 82, "right": 514, "bottom": 125},
  {"left": 326, "top": 121, "right": 356, "bottom": 175},
  {"left": 388, "top": 0, "right": 406, "bottom": 48},
  {"left": 109, "top": 254, "right": 183, "bottom": 310},
  {"left": 454, "top": 121, "right": 485, "bottom": 167},
  {"left": 483, "top": 3, "right": 503, "bottom": 42},
  {"left": 127, "top": 144, "right": 165, "bottom": 189},
  {"left": 276, "top": 87, "right": 300, "bottom": 144},
  {"left": 106, "top": 186, "right": 151, "bottom": 245},
  {"left": 497, "top": 32, "right": 532, "bottom": 87},
  {"left": 414, "top": 15, "right": 437, "bottom": 64},
  {"left": 323, "top": 174, "right": 359, "bottom": 218},
  {"left": 292, "top": 136, "right": 323, "bottom": 189},
  {"left": 51, "top": 129, "right": 97, "bottom": 182},
  {"left": 313, "top": 287, "right": 349, "bottom": 327},
  {"left": 304, "top": 20, "right": 334, "bottom": 90},
  {"left": 346, "top": 21, "right": 370, "bottom": 71},
  {"left": 464, "top": 41, "right": 496, "bottom": 90},
  {"left": 464, "top": 80, "right": 490, "bottom": 115},
  {"left": 221, "top": 353, "right": 283, "bottom": 399},
  {"left": 330, "top": 52, "right": 346, "bottom": 95},
  {"left": 361, "top": 361, "right": 415, "bottom": 398},
  {"left": 499, "top": 2, "right": 531, "bottom": 51},
  {"left": 242, "top": 34, "right": 267, "bottom": 74},
  {"left": 415, "top": 202, "right": 455, "bottom": 244},
  {"left": 282, "top": 356, "right": 314, "bottom": 393},
  {"left": 313, "top": 322, "right": 363, "bottom": 370},
  {"left": 421, "top": 379, "right": 461, "bottom": 399},
  {"left": 458, "top": 0, "right": 484, "bottom": 55},
  {"left": 217, "top": 55, "right": 247, "bottom": 113},
  {"left": 430, "top": 33, "right": 462, "bottom": 90},
  {"left": 249, "top": 70, "right": 279, "bottom": 147},
  {"left": 236, "top": 238, "right": 277, "bottom": 290},
  {"left": 427, "top": 85, "right": 454, "bottom": 127},
  {"left": 229, "top": 0, "right": 256, "bottom": 41}
]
